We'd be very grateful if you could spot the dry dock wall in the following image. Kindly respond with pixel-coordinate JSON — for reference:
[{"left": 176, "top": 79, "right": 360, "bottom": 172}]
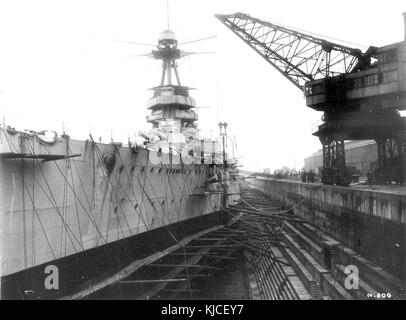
[{"left": 250, "top": 178, "right": 406, "bottom": 282}]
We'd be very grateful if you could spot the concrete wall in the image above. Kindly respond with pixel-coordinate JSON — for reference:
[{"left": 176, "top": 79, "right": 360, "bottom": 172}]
[{"left": 250, "top": 177, "right": 406, "bottom": 282}]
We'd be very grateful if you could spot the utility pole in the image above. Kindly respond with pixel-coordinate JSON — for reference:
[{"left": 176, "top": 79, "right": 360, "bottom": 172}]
[{"left": 218, "top": 122, "right": 228, "bottom": 211}]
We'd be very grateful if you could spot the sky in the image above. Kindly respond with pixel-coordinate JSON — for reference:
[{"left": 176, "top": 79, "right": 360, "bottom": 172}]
[{"left": 0, "top": 0, "right": 405, "bottom": 172}]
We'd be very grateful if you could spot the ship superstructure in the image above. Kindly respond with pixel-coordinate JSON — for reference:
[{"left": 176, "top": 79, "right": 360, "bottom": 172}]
[{"left": 145, "top": 29, "right": 199, "bottom": 153}]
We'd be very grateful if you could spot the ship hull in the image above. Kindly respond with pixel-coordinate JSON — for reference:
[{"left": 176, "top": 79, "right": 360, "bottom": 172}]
[
  {"left": 1, "top": 210, "right": 226, "bottom": 299},
  {"left": 0, "top": 128, "right": 240, "bottom": 299}
]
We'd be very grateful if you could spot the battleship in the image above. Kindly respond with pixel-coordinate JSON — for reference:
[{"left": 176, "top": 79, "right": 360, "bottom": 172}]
[
  {"left": 1, "top": 5, "right": 406, "bottom": 302},
  {"left": 0, "top": 28, "right": 240, "bottom": 299}
]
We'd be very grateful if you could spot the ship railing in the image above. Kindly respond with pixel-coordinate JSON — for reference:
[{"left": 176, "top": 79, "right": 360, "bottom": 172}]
[{"left": 0, "top": 111, "right": 141, "bottom": 147}]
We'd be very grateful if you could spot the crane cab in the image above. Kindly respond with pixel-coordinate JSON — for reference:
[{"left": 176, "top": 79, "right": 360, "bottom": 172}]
[{"left": 305, "top": 40, "right": 406, "bottom": 113}]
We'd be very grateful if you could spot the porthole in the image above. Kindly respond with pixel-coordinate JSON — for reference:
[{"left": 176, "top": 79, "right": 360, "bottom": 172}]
[{"left": 101, "top": 152, "right": 116, "bottom": 175}]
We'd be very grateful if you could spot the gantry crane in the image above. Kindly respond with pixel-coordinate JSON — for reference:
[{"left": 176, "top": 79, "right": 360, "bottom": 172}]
[{"left": 216, "top": 12, "right": 406, "bottom": 185}]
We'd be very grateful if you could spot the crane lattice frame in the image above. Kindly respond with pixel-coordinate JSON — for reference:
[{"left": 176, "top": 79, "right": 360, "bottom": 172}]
[{"left": 215, "top": 13, "right": 366, "bottom": 90}]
